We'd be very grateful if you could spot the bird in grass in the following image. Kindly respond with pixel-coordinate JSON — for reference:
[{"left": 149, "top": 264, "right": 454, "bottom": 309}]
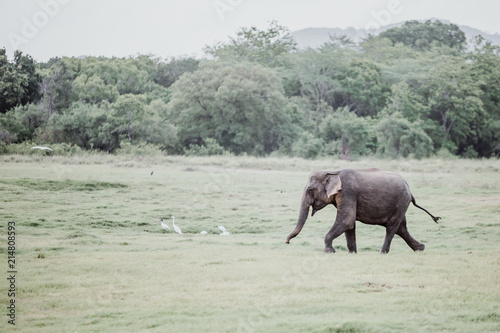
[
  {"left": 31, "top": 146, "right": 53, "bottom": 151},
  {"left": 200, "top": 230, "right": 208, "bottom": 235},
  {"left": 171, "top": 215, "right": 182, "bottom": 234},
  {"left": 160, "top": 219, "right": 170, "bottom": 231},
  {"left": 218, "top": 225, "right": 230, "bottom": 236}
]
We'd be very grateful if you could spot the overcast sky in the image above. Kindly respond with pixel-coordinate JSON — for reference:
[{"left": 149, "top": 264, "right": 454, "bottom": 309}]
[{"left": 1, "top": 0, "right": 499, "bottom": 62}]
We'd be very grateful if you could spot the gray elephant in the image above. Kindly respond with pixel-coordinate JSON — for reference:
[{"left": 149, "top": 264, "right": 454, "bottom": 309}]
[{"left": 286, "top": 168, "right": 440, "bottom": 253}]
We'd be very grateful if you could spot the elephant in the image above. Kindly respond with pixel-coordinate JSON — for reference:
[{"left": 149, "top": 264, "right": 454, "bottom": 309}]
[{"left": 285, "top": 168, "right": 440, "bottom": 253}]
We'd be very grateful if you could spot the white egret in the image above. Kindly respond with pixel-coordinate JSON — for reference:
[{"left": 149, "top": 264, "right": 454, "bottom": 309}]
[
  {"left": 171, "top": 215, "right": 182, "bottom": 234},
  {"left": 31, "top": 146, "right": 53, "bottom": 151},
  {"left": 218, "top": 225, "right": 230, "bottom": 236},
  {"left": 160, "top": 219, "right": 170, "bottom": 231}
]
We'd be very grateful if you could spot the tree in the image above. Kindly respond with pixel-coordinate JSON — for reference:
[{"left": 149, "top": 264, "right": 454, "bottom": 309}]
[
  {"left": 205, "top": 20, "right": 296, "bottom": 67},
  {"left": 38, "top": 57, "right": 80, "bottom": 116},
  {"left": 422, "top": 59, "right": 485, "bottom": 154},
  {"left": 45, "top": 102, "right": 112, "bottom": 150},
  {"left": 0, "top": 49, "right": 42, "bottom": 113},
  {"left": 72, "top": 74, "right": 119, "bottom": 104},
  {"left": 378, "top": 20, "right": 466, "bottom": 51},
  {"left": 320, "top": 107, "right": 372, "bottom": 158},
  {"left": 345, "top": 59, "right": 384, "bottom": 117},
  {"left": 167, "top": 61, "right": 292, "bottom": 155},
  {"left": 0, "top": 103, "right": 47, "bottom": 143},
  {"left": 155, "top": 56, "right": 200, "bottom": 88},
  {"left": 112, "top": 94, "right": 146, "bottom": 142},
  {"left": 468, "top": 36, "right": 500, "bottom": 156},
  {"left": 283, "top": 38, "right": 355, "bottom": 126},
  {"left": 376, "top": 116, "right": 433, "bottom": 159},
  {"left": 139, "top": 99, "right": 178, "bottom": 152},
  {"left": 286, "top": 48, "right": 342, "bottom": 119},
  {"left": 291, "top": 132, "right": 323, "bottom": 159},
  {"left": 80, "top": 57, "right": 152, "bottom": 95},
  {"left": 381, "top": 81, "right": 428, "bottom": 122},
  {"left": 361, "top": 36, "right": 416, "bottom": 63}
]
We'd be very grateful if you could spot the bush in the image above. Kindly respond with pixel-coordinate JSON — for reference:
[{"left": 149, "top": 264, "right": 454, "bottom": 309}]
[
  {"left": 461, "top": 146, "right": 478, "bottom": 159},
  {"left": 115, "top": 141, "right": 165, "bottom": 156},
  {"left": 292, "top": 132, "right": 323, "bottom": 159},
  {"left": 436, "top": 147, "right": 458, "bottom": 159},
  {"left": 376, "top": 116, "right": 434, "bottom": 159},
  {"left": 50, "top": 143, "right": 84, "bottom": 156},
  {"left": 399, "top": 126, "right": 434, "bottom": 159},
  {"left": 0, "top": 142, "right": 87, "bottom": 156},
  {"left": 320, "top": 107, "right": 373, "bottom": 158},
  {"left": 185, "top": 138, "right": 231, "bottom": 156}
]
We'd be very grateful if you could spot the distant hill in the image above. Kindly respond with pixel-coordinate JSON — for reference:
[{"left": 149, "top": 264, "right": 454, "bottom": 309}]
[{"left": 290, "top": 19, "right": 500, "bottom": 49}]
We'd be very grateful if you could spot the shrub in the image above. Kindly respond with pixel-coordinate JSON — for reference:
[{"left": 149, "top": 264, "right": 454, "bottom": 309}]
[
  {"left": 292, "top": 132, "right": 323, "bottom": 159},
  {"left": 376, "top": 116, "right": 434, "bottom": 159},
  {"left": 320, "top": 107, "right": 373, "bottom": 158},
  {"left": 436, "top": 147, "right": 458, "bottom": 159},
  {"left": 115, "top": 141, "right": 164, "bottom": 156},
  {"left": 185, "top": 138, "right": 231, "bottom": 156}
]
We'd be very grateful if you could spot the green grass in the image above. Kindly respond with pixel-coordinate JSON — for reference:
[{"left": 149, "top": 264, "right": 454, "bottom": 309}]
[{"left": 0, "top": 154, "right": 499, "bottom": 332}]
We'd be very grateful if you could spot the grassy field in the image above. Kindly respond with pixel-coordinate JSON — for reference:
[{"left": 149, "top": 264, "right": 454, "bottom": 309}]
[{"left": 0, "top": 154, "right": 499, "bottom": 332}]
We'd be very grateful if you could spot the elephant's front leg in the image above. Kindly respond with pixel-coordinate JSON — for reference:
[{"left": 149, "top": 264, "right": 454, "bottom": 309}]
[{"left": 324, "top": 200, "right": 356, "bottom": 253}]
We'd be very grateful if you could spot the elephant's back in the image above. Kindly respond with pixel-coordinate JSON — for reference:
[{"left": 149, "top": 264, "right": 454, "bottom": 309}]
[{"left": 352, "top": 169, "right": 412, "bottom": 222}]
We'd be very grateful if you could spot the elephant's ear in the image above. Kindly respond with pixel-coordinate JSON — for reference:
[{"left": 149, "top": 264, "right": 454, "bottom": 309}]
[{"left": 325, "top": 174, "right": 342, "bottom": 200}]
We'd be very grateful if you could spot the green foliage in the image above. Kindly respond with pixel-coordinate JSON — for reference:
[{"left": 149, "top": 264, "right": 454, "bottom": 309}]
[
  {"left": 0, "top": 49, "right": 42, "bottom": 113},
  {"left": 0, "top": 141, "right": 84, "bottom": 156},
  {"left": 38, "top": 57, "right": 80, "bottom": 115},
  {"left": 112, "top": 94, "right": 146, "bottom": 142},
  {"left": 205, "top": 20, "right": 296, "bottom": 67},
  {"left": 155, "top": 56, "right": 200, "bottom": 88},
  {"left": 379, "top": 20, "right": 466, "bottom": 51},
  {"left": 468, "top": 36, "right": 500, "bottom": 156},
  {"left": 435, "top": 147, "right": 458, "bottom": 160},
  {"left": 167, "top": 61, "right": 293, "bottom": 155},
  {"left": 292, "top": 131, "right": 323, "bottom": 159},
  {"left": 72, "top": 73, "right": 119, "bottom": 104},
  {"left": 39, "top": 102, "right": 119, "bottom": 151},
  {"left": 320, "top": 107, "right": 373, "bottom": 158},
  {"left": 376, "top": 116, "right": 434, "bottom": 159},
  {"left": 422, "top": 59, "right": 486, "bottom": 155},
  {"left": 185, "top": 138, "right": 230, "bottom": 156},
  {"left": 381, "top": 81, "right": 428, "bottom": 122},
  {"left": 282, "top": 38, "right": 354, "bottom": 120},
  {"left": 2, "top": 20, "right": 500, "bottom": 159},
  {"left": 345, "top": 59, "right": 384, "bottom": 117},
  {"left": 0, "top": 111, "right": 22, "bottom": 144},
  {"left": 115, "top": 141, "right": 164, "bottom": 156},
  {"left": 399, "top": 125, "right": 434, "bottom": 159}
]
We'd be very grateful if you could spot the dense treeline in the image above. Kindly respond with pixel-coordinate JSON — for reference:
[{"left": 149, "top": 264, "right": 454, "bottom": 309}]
[{"left": 1, "top": 20, "right": 500, "bottom": 158}]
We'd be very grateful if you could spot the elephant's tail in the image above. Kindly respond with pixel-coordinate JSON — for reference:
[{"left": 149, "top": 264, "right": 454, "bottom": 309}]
[{"left": 411, "top": 195, "right": 441, "bottom": 223}]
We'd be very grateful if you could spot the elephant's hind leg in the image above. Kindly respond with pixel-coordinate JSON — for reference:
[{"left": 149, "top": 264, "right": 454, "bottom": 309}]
[
  {"left": 345, "top": 225, "right": 357, "bottom": 253},
  {"left": 396, "top": 217, "right": 425, "bottom": 251},
  {"left": 381, "top": 212, "right": 406, "bottom": 253}
]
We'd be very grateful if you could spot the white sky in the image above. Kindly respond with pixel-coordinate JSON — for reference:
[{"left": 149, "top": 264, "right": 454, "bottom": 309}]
[{"left": 1, "top": 0, "right": 499, "bottom": 62}]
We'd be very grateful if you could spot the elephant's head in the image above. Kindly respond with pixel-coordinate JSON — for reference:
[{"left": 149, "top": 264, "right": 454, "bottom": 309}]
[{"left": 286, "top": 171, "right": 342, "bottom": 244}]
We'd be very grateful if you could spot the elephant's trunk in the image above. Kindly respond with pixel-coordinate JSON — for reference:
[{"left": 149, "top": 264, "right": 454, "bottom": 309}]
[{"left": 286, "top": 203, "right": 310, "bottom": 244}]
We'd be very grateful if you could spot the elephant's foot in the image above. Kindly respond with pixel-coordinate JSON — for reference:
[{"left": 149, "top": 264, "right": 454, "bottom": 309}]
[
  {"left": 324, "top": 246, "right": 336, "bottom": 253},
  {"left": 413, "top": 243, "right": 425, "bottom": 251}
]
